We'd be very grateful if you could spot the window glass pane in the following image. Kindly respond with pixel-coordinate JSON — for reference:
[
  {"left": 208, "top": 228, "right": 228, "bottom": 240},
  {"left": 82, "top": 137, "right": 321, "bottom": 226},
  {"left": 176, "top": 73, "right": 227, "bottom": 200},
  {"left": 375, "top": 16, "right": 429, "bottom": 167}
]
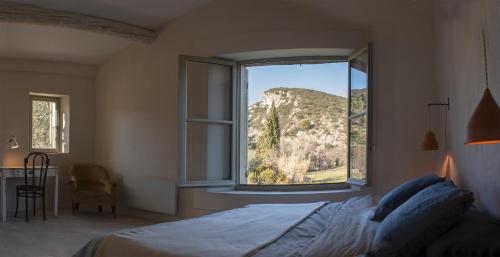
[
  {"left": 349, "top": 115, "right": 367, "bottom": 180},
  {"left": 350, "top": 50, "right": 368, "bottom": 115},
  {"left": 244, "top": 62, "right": 348, "bottom": 185},
  {"left": 186, "top": 122, "right": 231, "bottom": 181},
  {"left": 32, "top": 100, "right": 58, "bottom": 149},
  {"left": 187, "top": 61, "right": 232, "bottom": 120}
]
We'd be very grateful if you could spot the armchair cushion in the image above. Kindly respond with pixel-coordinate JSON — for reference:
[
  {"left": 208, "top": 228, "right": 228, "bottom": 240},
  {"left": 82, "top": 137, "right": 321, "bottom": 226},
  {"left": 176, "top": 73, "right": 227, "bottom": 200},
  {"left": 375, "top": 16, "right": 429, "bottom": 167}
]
[{"left": 69, "top": 164, "right": 116, "bottom": 205}]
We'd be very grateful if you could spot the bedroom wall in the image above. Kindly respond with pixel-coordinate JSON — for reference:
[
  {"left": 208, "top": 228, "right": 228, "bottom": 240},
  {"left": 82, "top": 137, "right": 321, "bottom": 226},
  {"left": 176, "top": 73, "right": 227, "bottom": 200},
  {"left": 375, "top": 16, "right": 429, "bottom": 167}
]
[
  {"left": 95, "top": 0, "right": 439, "bottom": 218},
  {"left": 0, "top": 58, "right": 96, "bottom": 211},
  {"left": 434, "top": 0, "right": 500, "bottom": 218}
]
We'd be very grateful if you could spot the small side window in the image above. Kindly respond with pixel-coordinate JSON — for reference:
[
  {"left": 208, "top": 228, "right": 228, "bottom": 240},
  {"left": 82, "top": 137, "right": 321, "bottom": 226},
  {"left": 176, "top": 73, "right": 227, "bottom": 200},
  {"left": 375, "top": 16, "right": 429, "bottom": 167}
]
[{"left": 30, "top": 94, "right": 69, "bottom": 153}]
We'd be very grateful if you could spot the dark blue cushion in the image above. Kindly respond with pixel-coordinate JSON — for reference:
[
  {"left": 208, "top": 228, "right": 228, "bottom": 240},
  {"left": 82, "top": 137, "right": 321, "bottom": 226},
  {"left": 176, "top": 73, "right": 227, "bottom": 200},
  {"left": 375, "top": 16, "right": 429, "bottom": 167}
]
[
  {"left": 368, "top": 181, "right": 474, "bottom": 257},
  {"left": 426, "top": 209, "right": 500, "bottom": 257},
  {"left": 371, "top": 175, "right": 445, "bottom": 221}
]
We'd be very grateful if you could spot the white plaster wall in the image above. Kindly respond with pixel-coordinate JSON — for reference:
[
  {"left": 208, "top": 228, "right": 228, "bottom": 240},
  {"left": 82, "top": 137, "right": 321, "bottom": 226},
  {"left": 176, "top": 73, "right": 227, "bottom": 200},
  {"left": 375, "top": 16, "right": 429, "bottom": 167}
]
[
  {"left": 0, "top": 58, "right": 96, "bottom": 211},
  {"left": 435, "top": 0, "right": 500, "bottom": 218},
  {"left": 95, "top": 0, "right": 439, "bottom": 217}
]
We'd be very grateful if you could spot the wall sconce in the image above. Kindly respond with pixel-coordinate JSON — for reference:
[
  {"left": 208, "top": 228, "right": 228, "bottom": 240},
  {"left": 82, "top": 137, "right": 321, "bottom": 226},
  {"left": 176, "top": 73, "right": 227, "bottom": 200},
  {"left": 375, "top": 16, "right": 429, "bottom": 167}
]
[
  {"left": 8, "top": 136, "right": 19, "bottom": 149},
  {"left": 422, "top": 98, "right": 449, "bottom": 151}
]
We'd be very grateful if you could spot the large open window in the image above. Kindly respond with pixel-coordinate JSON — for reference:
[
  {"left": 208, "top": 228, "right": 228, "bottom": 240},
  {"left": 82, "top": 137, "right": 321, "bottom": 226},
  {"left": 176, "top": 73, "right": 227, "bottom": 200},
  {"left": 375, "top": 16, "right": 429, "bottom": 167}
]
[
  {"left": 240, "top": 61, "right": 349, "bottom": 185},
  {"left": 179, "top": 46, "right": 372, "bottom": 188}
]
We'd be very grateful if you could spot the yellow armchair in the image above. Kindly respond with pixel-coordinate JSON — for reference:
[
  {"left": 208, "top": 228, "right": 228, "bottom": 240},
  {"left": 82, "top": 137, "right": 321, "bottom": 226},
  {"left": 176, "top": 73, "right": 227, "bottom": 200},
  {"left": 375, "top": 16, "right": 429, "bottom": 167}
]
[{"left": 69, "top": 164, "right": 117, "bottom": 218}]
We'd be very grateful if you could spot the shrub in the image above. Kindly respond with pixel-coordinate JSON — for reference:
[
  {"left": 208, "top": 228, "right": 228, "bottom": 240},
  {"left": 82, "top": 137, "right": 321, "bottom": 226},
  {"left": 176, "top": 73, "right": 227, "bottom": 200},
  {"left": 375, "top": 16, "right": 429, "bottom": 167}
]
[{"left": 299, "top": 120, "right": 313, "bottom": 130}]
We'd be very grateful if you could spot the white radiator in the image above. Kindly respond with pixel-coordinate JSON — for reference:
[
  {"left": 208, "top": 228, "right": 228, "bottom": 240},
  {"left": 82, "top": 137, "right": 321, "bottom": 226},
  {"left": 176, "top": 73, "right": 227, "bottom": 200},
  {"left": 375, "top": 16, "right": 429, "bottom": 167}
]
[{"left": 123, "top": 177, "right": 177, "bottom": 215}]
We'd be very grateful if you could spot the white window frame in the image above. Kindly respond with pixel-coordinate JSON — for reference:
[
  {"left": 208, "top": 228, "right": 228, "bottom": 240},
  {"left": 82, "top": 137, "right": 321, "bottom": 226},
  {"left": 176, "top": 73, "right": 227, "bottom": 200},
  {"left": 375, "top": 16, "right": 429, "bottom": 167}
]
[
  {"left": 178, "top": 47, "right": 373, "bottom": 189},
  {"left": 236, "top": 56, "right": 353, "bottom": 190},
  {"left": 178, "top": 55, "right": 238, "bottom": 187},
  {"left": 30, "top": 95, "right": 62, "bottom": 153},
  {"left": 347, "top": 44, "right": 373, "bottom": 186}
]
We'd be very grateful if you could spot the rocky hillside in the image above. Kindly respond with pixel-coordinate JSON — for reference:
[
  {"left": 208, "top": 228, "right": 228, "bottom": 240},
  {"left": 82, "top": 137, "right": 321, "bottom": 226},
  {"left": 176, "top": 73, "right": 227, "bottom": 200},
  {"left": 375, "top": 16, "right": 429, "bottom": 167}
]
[{"left": 248, "top": 87, "right": 348, "bottom": 152}]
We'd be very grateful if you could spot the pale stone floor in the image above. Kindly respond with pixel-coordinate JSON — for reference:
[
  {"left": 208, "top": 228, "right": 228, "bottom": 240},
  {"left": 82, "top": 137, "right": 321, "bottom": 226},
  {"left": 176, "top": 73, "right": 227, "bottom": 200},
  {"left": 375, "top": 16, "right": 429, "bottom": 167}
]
[{"left": 0, "top": 209, "right": 154, "bottom": 257}]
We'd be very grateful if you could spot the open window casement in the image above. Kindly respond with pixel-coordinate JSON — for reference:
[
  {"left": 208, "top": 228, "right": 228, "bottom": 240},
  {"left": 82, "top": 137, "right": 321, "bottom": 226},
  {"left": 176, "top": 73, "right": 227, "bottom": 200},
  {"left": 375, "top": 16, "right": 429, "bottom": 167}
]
[
  {"left": 347, "top": 44, "right": 373, "bottom": 186},
  {"left": 178, "top": 55, "right": 238, "bottom": 187}
]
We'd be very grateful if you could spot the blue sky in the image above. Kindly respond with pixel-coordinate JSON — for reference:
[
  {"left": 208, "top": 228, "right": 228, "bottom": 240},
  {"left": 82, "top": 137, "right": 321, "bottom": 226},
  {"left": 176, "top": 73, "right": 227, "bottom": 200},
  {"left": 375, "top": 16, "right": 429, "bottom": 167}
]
[{"left": 247, "top": 62, "right": 367, "bottom": 104}]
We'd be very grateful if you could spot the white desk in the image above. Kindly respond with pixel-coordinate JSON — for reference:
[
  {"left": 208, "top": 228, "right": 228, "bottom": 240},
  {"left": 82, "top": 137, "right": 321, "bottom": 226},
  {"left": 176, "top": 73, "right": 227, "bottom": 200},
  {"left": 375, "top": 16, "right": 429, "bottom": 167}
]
[{"left": 0, "top": 167, "right": 58, "bottom": 222}]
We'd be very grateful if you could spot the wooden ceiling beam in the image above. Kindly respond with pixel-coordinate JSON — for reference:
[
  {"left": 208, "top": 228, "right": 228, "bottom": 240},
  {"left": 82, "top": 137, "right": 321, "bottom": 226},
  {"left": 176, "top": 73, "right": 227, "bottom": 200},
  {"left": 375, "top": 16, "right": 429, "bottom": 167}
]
[{"left": 0, "top": 1, "right": 158, "bottom": 43}]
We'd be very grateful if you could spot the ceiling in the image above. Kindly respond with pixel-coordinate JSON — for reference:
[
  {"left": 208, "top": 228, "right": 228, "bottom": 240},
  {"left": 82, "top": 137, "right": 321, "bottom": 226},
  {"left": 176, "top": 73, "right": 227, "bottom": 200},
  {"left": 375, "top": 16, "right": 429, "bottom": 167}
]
[
  {"left": 5, "top": 0, "right": 214, "bottom": 29},
  {"left": 0, "top": 22, "right": 133, "bottom": 65},
  {"left": 0, "top": 0, "right": 214, "bottom": 65}
]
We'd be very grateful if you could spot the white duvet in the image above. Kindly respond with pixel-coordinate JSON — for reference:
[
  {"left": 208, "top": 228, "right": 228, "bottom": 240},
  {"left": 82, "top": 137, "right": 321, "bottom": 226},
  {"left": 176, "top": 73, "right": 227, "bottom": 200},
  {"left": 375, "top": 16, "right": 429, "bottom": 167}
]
[
  {"left": 299, "top": 196, "right": 378, "bottom": 257},
  {"left": 94, "top": 202, "right": 327, "bottom": 257}
]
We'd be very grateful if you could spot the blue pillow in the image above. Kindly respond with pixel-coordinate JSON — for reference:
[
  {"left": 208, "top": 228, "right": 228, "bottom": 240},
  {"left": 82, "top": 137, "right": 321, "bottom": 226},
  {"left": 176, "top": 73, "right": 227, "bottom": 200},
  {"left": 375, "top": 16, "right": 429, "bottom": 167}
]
[
  {"left": 368, "top": 181, "right": 474, "bottom": 257},
  {"left": 371, "top": 174, "right": 445, "bottom": 221},
  {"left": 426, "top": 209, "right": 500, "bottom": 257}
]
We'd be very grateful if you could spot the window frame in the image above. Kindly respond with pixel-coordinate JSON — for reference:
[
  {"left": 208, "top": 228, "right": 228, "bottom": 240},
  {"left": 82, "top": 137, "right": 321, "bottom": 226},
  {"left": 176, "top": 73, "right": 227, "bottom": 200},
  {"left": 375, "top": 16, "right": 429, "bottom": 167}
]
[
  {"left": 178, "top": 55, "right": 238, "bottom": 187},
  {"left": 236, "top": 56, "right": 351, "bottom": 189},
  {"left": 178, "top": 50, "right": 373, "bottom": 189},
  {"left": 347, "top": 44, "right": 373, "bottom": 186},
  {"left": 29, "top": 95, "right": 62, "bottom": 153}
]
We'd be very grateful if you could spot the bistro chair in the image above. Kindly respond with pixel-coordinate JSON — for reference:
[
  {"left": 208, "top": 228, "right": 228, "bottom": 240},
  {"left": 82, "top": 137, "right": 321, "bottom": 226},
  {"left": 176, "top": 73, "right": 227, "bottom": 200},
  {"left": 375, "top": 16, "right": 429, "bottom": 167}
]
[{"left": 14, "top": 152, "right": 50, "bottom": 222}]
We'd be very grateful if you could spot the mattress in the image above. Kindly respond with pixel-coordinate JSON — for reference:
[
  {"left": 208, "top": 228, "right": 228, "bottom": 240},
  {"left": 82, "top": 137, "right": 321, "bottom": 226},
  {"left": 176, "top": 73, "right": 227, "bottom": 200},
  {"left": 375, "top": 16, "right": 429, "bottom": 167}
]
[{"left": 73, "top": 196, "right": 378, "bottom": 257}]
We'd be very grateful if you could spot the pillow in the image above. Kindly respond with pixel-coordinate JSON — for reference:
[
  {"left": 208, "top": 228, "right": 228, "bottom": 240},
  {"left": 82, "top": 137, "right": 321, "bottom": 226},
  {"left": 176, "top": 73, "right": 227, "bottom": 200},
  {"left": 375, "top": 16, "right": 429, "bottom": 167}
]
[
  {"left": 426, "top": 209, "right": 500, "bottom": 257},
  {"left": 367, "top": 181, "right": 474, "bottom": 257},
  {"left": 371, "top": 174, "right": 445, "bottom": 221}
]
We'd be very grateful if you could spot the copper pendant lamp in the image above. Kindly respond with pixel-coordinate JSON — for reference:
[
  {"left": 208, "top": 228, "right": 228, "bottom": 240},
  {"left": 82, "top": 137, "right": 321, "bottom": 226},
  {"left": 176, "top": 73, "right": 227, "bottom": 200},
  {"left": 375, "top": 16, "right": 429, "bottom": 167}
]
[
  {"left": 465, "top": 30, "right": 500, "bottom": 145},
  {"left": 422, "top": 131, "right": 439, "bottom": 151}
]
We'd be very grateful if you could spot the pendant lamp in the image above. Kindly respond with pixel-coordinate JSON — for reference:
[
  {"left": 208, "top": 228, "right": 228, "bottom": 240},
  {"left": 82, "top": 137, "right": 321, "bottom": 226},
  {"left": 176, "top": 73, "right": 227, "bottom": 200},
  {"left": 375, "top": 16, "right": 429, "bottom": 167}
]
[
  {"left": 422, "top": 131, "right": 439, "bottom": 150},
  {"left": 465, "top": 30, "right": 500, "bottom": 145}
]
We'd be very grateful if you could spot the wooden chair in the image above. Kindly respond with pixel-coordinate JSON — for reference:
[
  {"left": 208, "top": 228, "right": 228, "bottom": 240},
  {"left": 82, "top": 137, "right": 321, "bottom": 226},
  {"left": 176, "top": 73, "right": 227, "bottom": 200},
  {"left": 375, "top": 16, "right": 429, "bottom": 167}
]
[
  {"left": 69, "top": 164, "right": 117, "bottom": 218},
  {"left": 14, "top": 152, "right": 50, "bottom": 222}
]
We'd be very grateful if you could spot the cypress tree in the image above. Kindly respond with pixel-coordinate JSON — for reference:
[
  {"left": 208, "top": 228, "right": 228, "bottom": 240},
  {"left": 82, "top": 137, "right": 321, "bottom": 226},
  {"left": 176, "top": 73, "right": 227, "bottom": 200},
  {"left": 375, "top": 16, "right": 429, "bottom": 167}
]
[{"left": 258, "top": 101, "right": 281, "bottom": 155}]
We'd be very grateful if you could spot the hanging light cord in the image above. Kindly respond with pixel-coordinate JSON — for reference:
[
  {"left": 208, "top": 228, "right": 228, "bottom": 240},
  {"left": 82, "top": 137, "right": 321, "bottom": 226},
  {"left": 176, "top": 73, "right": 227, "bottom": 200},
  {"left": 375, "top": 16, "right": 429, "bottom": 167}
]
[
  {"left": 483, "top": 29, "right": 489, "bottom": 88},
  {"left": 427, "top": 106, "right": 431, "bottom": 130},
  {"left": 444, "top": 105, "right": 448, "bottom": 154}
]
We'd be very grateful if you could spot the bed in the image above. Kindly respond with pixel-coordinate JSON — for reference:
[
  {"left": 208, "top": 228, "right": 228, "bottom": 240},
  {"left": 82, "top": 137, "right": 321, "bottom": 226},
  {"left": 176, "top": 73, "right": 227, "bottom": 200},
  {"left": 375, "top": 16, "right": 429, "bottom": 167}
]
[
  {"left": 74, "top": 176, "right": 498, "bottom": 257},
  {"left": 73, "top": 196, "right": 378, "bottom": 257}
]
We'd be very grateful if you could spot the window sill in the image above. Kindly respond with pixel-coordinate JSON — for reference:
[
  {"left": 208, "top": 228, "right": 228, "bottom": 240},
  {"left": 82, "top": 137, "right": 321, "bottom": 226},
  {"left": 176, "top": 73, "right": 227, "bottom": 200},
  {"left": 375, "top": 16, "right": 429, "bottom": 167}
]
[
  {"left": 210, "top": 188, "right": 364, "bottom": 196},
  {"left": 207, "top": 184, "right": 369, "bottom": 196},
  {"left": 235, "top": 182, "right": 351, "bottom": 192},
  {"left": 30, "top": 151, "right": 69, "bottom": 155}
]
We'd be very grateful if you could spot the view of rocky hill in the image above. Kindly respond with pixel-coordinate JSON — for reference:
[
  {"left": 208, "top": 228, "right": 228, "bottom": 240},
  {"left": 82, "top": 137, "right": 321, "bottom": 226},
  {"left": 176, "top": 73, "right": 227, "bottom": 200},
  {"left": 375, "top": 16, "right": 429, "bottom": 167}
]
[
  {"left": 246, "top": 87, "right": 367, "bottom": 184},
  {"left": 249, "top": 87, "right": 348, "bottom": 157}
]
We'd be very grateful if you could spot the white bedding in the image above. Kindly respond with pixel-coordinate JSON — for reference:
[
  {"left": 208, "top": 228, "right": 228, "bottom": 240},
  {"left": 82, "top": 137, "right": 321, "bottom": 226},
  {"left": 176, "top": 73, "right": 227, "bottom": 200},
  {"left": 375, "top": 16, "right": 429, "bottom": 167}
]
[
  {"left": 299, "top": 196, "right": 378, "bottom": 257},
  {"left": 94, "top": 202, "right": 326, "bottom": 257}
]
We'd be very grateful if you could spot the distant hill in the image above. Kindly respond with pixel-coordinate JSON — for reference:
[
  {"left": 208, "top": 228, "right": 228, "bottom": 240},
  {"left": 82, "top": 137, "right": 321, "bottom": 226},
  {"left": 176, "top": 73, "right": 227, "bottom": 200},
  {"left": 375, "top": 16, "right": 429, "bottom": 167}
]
[
  {"left": 247, "top": 87, "right": 368, "bottom": 182},
  {"left": 248, "top": 87, "right": 348, "bottom": 152}
]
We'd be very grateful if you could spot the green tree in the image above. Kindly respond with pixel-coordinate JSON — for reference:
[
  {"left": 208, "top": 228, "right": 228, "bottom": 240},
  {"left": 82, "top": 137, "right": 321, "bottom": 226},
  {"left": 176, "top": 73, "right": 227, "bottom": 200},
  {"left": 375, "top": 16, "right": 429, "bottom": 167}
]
[{"left": 258, "top": 101, "right": 281, "bottom": 155}]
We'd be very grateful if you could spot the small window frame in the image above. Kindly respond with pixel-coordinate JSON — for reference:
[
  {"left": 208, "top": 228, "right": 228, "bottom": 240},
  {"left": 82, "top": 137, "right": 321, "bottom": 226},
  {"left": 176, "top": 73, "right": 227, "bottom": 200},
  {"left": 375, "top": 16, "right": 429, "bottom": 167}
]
[{"left": 29, "top": 95, "right": 62, "bottom": 153}]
